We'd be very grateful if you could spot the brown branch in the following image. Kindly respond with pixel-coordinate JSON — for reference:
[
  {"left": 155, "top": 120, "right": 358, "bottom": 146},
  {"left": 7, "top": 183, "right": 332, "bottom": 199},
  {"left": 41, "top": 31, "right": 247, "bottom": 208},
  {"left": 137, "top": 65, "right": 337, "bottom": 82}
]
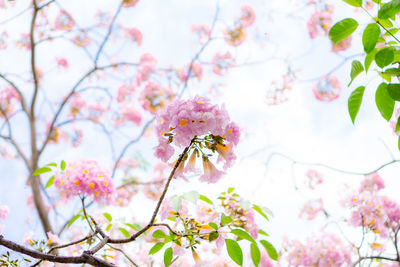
[{"left": 0, "top": 235, "right": 115, "bottom": 267}]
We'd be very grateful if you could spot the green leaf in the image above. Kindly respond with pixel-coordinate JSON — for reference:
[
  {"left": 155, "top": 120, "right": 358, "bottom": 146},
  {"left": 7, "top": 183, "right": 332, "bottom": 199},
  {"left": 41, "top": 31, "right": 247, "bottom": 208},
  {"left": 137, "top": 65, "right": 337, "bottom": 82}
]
[
  {"left": 208, "top": 222, "right": 218, "bottom": 230},
  {"left": 260, "top": 240, "right": 278, "bottom": 261},
  {"left": 164, "top": 247, "right": 173, "bottom": 267},
  {"left": 396, "top": 116, "right": 400, "bottom": 132},
  {"left": 251, "top": 243, "right": 261, "bottom": 267},
  {"left": 118, "top": 228, "right": 130, "bottom": 238},
  {"left": 225, "top": 239, "right": 243, "bottom": 266},
  {"left": 379, "top": 72, "right": 392, "bottom": 82},
  {"left": 387, "top": 84, "right": 400, "bottom": 100},
  {"left": 231, "top": 229, "right": 256, "bottom": 243},
  {"left": 253, "top": 205, "right": 270, "bottom": 221},
  {"left": 398, "top": 135, "right": 400, "bottom": 151},
  {"left": 209, "top": 231, "right": 219, "bottom": 242},
  {"left": 60, "top": 160, "right": 66, "bottom": 171},
  {"left": 375, "top": 47, "right": 394, "bottom": 68},
  {"left": 221, "top": 214, "right": 233, "bottom": 225},
  {"left": 199, "top": 195, "right": 213, "bottom": 205},
  {"left": 152, "top": 230, "right": 166, "bottom": 239},
  {"left": 384, "top": 28, "right": 399, "bottom": 36},
  {"left": 394, "top": 51, "right": 400, "bottom": 63},
  {"left": 258, "top": 229, "right": 269, "bottom": 236},
  {"left": 365, "top": 48, "right": 377, "bottom": 73},
  {"left": 378, "top": 0, "right": 400, "bottom": 19},
  {"left": 362, "top": 23, "right": 380, "bottom": 53},
  {"left": 45, "top": 163, "right": 57, "bottom": 167},
  {"left": 125, "top": 223, "right": 141, "bottom": 231},
  {"left": 32, "top": 167, "right": 52, "bottom": 176},
  {"left": 45, "top": 176, "right": 55, "bottom": 189},
  {"left": 227, "top": 187, "right": 235, "bottom": 194},
  {"left": 183, "top": 191, "right": 200, "bottom": 204},
  {"left": 103, "top": 213, "right": 112, "bottom": 222},
  {"left": 376, "top": 18, "right": 393, "bottom": 28},
  {"left": 106, "top": 224, "right": 112, "bottom": 231},
  {"left": 348, "top": 86, "right": 366, "bottom": 124},
  {"left": 329, "top": 18, "right": 358, "bottom": 44},
  {"left": 68, "top": 214, "right": 81, "bottom": 228},
  {"left": 349, "top": 60, "right": 364, "bottom": 86},
  {"left": 342, "top": 0, "right": 362, "bottom": 6},
  {"left": 382, "top": 68, "right": 400, "bottom": 76},
  {"left": 375, "top": 83, "right": 395, "bottom": 121},
  {"left": 149, "top": 242, "right": 164, "bottom": 255}
]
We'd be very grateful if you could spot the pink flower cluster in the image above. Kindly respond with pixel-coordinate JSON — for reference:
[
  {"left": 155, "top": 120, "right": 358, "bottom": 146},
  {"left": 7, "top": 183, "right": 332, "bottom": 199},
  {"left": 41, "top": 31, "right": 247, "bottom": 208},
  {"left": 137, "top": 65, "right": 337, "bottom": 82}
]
[
  {"left": 54, "top": 160, "right": 114, "bottom": 202},
  {"left": 0, "top": 205, "right": 9, "bottom": 233},
  {"left": 140, "top": 82, "right": 175, "bottom": 114},
  {"left": 305, "top": 169, "right": 323, "bottom": 189},
  {"left": 54, "top": 10, "right": 75, "bottom": 31},
  {"left": 136, "top": 53, "right": 157, "bottom": 85},
  {"left": 122, "top": 0, "right": 139, "bottom": 8},
  {"left": 124, "top": 27, "right": 142, "bottom": 46},
  {"left": 285, "top": 233, "right": 351, "bottom": 266},
  {"left": 306, "top": 7, "right": 333, "bottom": 39},
  {"left": 177, "top": 61, "right": 203, "bottom": 82},
  {"left": 346, "top": 173, "right": 400, "bottom": 238},
  {"left": 332, "top": 36, "right": 352, "bottom": 52},
  {"left": 154, "top": 96, "right": 239, "bottom": 183},
  {"left": 211, "top": 52, "right": 235, "bottom": 76},
  {"left": 299, "top": 198, "right": 323, "bottom": 220},
  {"left": 191, "top": 24, "right": 211, "bottom": 43},
  {"left": 312, "top": 74, "right": 341, "bottom": 102},
  {"left": 0, "top": 87, "right": 20, "bottom": 118},
  {"left": 224, "top": 5, "right": 256, "bottom": 47}
]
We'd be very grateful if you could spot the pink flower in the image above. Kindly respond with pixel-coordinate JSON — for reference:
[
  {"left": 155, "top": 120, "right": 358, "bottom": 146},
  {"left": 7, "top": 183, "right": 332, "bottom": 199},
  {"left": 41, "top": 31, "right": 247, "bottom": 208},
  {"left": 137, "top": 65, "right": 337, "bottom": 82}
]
[
  {"left": 72, "top": 30, "right": 91, "bottom": 47},
  {"left": 240, "top": 5, "right": 256, "bottom": 27},
  {"left": 191, "top": 24, "right": 211, "bottom": 43},
  {"left": 56, "top": 57, "right": 69, "bottom": 69},
  {"left": 312, "top": 75, "right": 341, "bottom": 102},
  {"left": 332, "top": 36, "right": 352, "bottom": 52},
  {"left": 305, "top": 169, "right": 323, "bottom": 189},
  {"left": 23, "top": 231, "right": 35, "bottom": 245},
  {"left": 360, "top": 173, "right": 385, "bottom": 192},
  {"left": 122, "top": 0, "right": 139, "bottom": 8},
  {"left": 0, "top": 205, "right": 9, "bottom": 220},
  {"left": 306, "top": 8, "right": 333, "bottom": 39},
  {"left": 54, "top": 160, "right": 114, "bottom": 203},
  {"left": 211, "top": 52, "right": 235, "bottom": 76},
  {"left": 199, "top": 157, "right": 225, "bottom": 183},
  {"left": 299, "top": 198, "right": 323, "bottom": 220},
  {"left": 224, "top": 26, "right": 246, "bottom": 47},
  {"left": 54, "top": 10, "right": 75, "bottom": 31},
  {"left": 136, "top": 53, "right": 158, "bottom": 85},
  {"left": 125, "top": 27, "right": 142, "bottom": 45}
]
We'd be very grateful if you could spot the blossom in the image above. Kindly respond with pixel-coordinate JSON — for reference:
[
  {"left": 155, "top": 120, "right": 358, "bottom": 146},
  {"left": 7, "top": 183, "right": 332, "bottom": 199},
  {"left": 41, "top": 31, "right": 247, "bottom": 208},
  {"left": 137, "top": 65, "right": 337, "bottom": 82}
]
[
  {"left": 240, "top": 5, "right": 256, "bottom": 27},
  {"left": 0, "top": 87, "right": 20, "bottom": 118},
  {"left": 54, "top": 10, "right": 75, "bottom": 31},
  {"left": 285, "top": 233, "right": 351, "bottom": 266},
  {"left": 117, "top": 84, "right": 135, "bottom": 102},
  {"left": 360, "top": 172, "right": 384, "bottom": 192},
  {"left": 0, "top": 205, "right": 9, "bottom": 220},
  {"left": 140, "top": 82, "right": 175, "bottom": 114},
  {"left": 154, "top": 97, "right": 239, "bottom": 183},
  {"left": 124, "top": 27, "right": 142, "bottom": 45},
  {"left": 122, "top": 0, "right": 139, "bottom": 8},
  {"left": 305, "top": 169, "right": 323, "bottom": 189},
  {"left": 211, "top": 52, "right": 235, "bottom": 76},
  {"left": 191, "top": 24, "right": 211, "bottom": 43},
  {"left": 56, "top": 57, "right": 69, "bottom": 69},
  {"left": 312, "top": 75, "right": 341, "bottom": 102},
  {"left": 224, "top": 26, "right": 246, "bottom": 46},
  {"left": 306, "top": 7, "right": 333, "bottom": 39},
  {"left": 136, "top": 53, "right": 158, "bottom": 85},
  {"left": 332, "top": 36, "right": 352, "bottom": 52},
  {"left": 54, "top": 160, "right": 114, "bottom": 203},
  {"left": 72, "top": 30, "right": 91, "bottom": 47},
  {"left": 177, "top": 61, "right": 203, "bottom": 82},
  {"left": 299, "top": 198, "right": 323, "bottom": 220}
]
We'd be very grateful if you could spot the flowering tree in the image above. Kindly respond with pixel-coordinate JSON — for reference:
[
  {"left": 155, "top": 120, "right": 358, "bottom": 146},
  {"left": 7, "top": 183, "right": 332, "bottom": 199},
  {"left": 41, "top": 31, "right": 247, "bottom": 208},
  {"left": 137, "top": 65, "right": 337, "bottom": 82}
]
[{"left": 0, "top": 0, "right": 279, "bottom": 266}]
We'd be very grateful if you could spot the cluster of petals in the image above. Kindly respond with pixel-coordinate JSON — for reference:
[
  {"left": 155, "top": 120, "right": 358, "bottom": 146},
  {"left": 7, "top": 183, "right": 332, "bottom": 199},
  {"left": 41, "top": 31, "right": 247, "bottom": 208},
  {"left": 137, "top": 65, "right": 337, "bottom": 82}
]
[
  {"left": 116, "top": 84, "right": 135, "bottom": 103},
  {"left": 124, "top": 27, "right": 142, "bottom": 46},
  {"left": 299, "top": 198, "right": 323, "bottom": 220},
  {"left": 177, "top": 61, "right": 203, "bottom": 82},
  {"left": 306, "top": 7, "right": 333, "bottom": 39},
  {"left": 305, "top": 169, "right": 323, "bottom": 189},
  {"left": 72, "top": 30, "right": 91, "bottom": 47},
  {"left": 211, "top": 52, "right": 235, "bottom": 76},
  {"left": 136, "top": 53, "right": 157, "bottom": 85},
  {"left": 122, "top": 0, "right": 139, "bottom": 8},
  {"left": 191, "top": 24, "right": 211, "bottom": 43},
  {"left": 54, "top": 10, "right": 75, "bottom": 31},
  {"left": 240, "top": 5, "right": 256, "bottom": 27},
  {"left": 0, "top": 205, "right": 9, "bottom": 233},
  {"left": 332, "top": 36, "right": 352, "bottom": 52},
  {"left": 312, "top": 75, "right": 341, "bottom": 102},
  {"left": 16, "top": 33, "right": 31, "bottom": 50},
  {"left": 54, "top": 160, "right": 114, "bottom": 203},
  {"left": 285, "top": 233, "right": 351, "bottom": 266},
  {"left": 140, "top": 82, "right": 175, "bottom": 114},
  {"left": 224, "top": 26, "right": 246, "bottom": 47},
  {"left": 154, "top": 96, "right": 239, "bottom": 183},
  {"left": 0, "top": 87, "right": 20, "bottom": 118},
  {"left": 346, "top": 176, "right": 400, "bottom": 238},
  {"left": 55, "top": 57, "right": 69, "bottom": 69},
  {"left": 115, "top": 103, "right": 142, "bottom": 126}
]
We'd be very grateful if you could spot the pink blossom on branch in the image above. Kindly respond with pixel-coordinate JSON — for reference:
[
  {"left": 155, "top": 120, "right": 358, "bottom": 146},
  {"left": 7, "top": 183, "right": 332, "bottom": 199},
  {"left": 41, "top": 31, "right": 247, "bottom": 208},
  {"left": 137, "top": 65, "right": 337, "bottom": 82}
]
[
  {"left": 306, "top": 7, "right": 333, "bottom": 39},
  {"left": 240, "top": 5, "right": 256, "bottom": 28},
  {"left": 153, "top": 96, "right": 240, "bottom": 183},
  {"left": 54, "top": 160, "right": 114, "bottom": 203},
  {"left": 312, "top": 74, "right": 341, "bottom": 102}
]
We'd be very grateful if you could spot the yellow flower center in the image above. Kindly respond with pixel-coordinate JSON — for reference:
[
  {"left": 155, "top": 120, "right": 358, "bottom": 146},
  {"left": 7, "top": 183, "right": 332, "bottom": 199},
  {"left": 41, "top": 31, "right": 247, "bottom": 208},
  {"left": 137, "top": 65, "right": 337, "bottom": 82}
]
[
  {"left": 89, "top": 183, "right": 95, "bottom": 190},
  {"left": 74, "top": 180, "right": 81, "bottom": 186},
  {"left": 180, "top": 119, "right": 188, "bottom": 127}
]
